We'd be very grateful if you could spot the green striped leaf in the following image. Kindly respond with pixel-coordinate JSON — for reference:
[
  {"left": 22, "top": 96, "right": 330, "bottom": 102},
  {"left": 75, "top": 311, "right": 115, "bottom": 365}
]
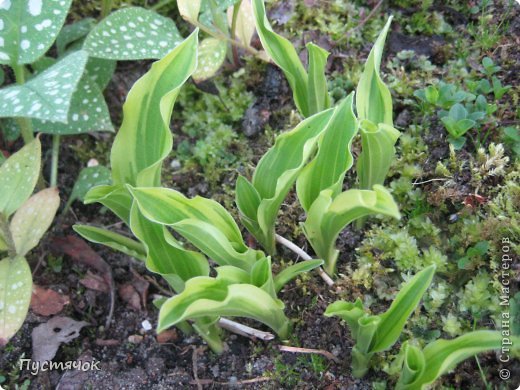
[{"left": 296, "top": 94, "right": 357, "bottom": 212}]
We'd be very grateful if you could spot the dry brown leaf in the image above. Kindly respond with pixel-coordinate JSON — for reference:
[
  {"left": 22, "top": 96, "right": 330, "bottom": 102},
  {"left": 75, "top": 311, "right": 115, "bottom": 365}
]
[
  {"left": 31, "top": 285, "right": 70, "bottom": 316},
  {"left": 79, "top": 270, "right": 109, "bottom": 293}
]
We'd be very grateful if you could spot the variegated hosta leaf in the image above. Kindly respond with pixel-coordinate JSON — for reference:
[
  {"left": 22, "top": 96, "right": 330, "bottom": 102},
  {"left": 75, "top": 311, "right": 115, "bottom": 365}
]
[
  {"left": 370, "top": 265, "right": 435, "bottom": 353},
  {"left": 397, "top": 332, "right": 508, "bottom": 389},
  {"left": 177, "top": 0, "right": 202, "bottom": 21},
  {"left": 110, "top": 30, "right": 198, "bottom": 187},
  {"left": 306, "top": 42, "right": 330, "bottom": 115},
  {"left": 32, "top": 73, "right": 114, "bottom": 134},
  {"left": 235, "top": 108, "right": 335, "bottom": 254},
  {"left": 252, "top": 0, "right": 309, "bottom": 116},
  {"left": 227, "top": 0, "right": 255, "bottom": 46},
  {"left": 67, "top": 165, "right": 112, "bottom": 208},
  {"left": 129, "top": 203, "right": 209, "bottom": 293},
  {"left": 56, "top": 17, "right": 96, "bottom": 55},
  {"left": 325, "top": 265, "right": 436, "bottom": 378},
  {"left": 84, "top": 7, "right": 183, "bottom": 60},
  {"left": 157, "top": 276, "right": 289, "bottom": 339},
  {"left": 0, "top": 138, "right": 40, "bottom": 217},
  {"left": 192, "top": 38, "right": 227, "bottom": 82},
  {"left": 303, "top": 185, "right": 400, "bottom": 274},
  {"left": 0, "top": 0, "right": 73, "bottom": 65},
  {"left": 296, "top": 94, "right": 357, "bottom": 212},
  {"left": 0, "top": 256, "right": 32, "bottom": 346},
  {"left": 10, "top": 188, "right": 60, "bottom": 256},
  {"left": 355, "top": 16, "right": 393, "bottom": 126},
  {"left": 0, "top": 50, "right": 88, "bottom": 122},
  {"left": 84, "top": 184, "right": 133, "bottom": 225},
  {"left": 357, "top": 120, "right": 400, "bottom": 190},
  {"left": 251, "top": 0, "right": 331, "bottom": 117},
  {"left": 129, "top": 187, "right": 263, "bottom": 271},
  {"left": 73, "top": 224, "right": 146, "bottom": 262}
]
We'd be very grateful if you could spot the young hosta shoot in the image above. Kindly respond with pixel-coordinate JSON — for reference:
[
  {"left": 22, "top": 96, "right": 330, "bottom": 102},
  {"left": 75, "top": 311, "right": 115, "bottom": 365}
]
[
  {"left": 0, "top": 138, "right": 60, "bottom": 345},
  {"left": 396, "top": 331, "right": 516, "bottom": 389},
  {"left": 355, "top": 17, "right": 400, "bottom": 190},
  {"left": 252, "top": 0, "right": 330, "bottom": 117},
  {"left": 77, "top": 31, "right": 201, "bottom": 278},
  {"left": 303, "top": 186, "right": 400, "bottom": 275},
  {"left": 357, "top": 120, "right": 401, "bottom": 191},
  {"left": 325, "top": 265, "right": 436, "bottom": 377},
  {"left": 235, "top": 108, "right": 337, "bottom": 254}
]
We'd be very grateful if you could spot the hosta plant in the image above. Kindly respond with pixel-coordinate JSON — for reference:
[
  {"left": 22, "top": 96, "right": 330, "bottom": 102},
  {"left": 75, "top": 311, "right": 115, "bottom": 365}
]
[
  {"left": 74, "top": 31, "right": 324, "bottom": 353},
  {"left": 0, "top": 138, "right": 60, "bottom": 345},
  {"left": 240, "top": 0, "right": 401, "bottom": 272},
  {"left": 325, "top": 265, "right": 436, "bottom": 377}
]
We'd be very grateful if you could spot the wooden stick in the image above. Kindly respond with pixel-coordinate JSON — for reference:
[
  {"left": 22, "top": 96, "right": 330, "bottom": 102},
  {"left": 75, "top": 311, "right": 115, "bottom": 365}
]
[
  {"left": 278, "top": 345, "right": 340, "bottom": 364},
  {"left": 218, "top": 318, "right": 275, "bottom": 341},
  {"left": 275, "top": 234, "right": 334, "bottom": 287}
]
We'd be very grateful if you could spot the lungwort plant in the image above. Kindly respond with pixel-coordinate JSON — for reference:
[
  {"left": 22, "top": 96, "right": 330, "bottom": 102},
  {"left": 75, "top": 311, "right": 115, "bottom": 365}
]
[
  {"left": 236, "top": 0, "right": 400, "bottom": 274},
  {"left": 0, "top": 138, "right": 60, "bottom": 345},
  {"left": 74, "top": 31, "right": 327, "bottom": 353}
]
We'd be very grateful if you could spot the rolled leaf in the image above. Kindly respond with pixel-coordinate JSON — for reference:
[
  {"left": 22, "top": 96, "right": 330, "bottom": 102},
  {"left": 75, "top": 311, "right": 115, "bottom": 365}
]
[
  {"left": 357, "top": 120, "right": 400, "bottom": 190},
  {"left": 397, "top": 331, "right": 509, "bottom": 389},
  {"left": 110, "top": 30, "right": 198, "bottom": 187},
  {"left": 0, "top": 0, "right": 73, "bottom": 65},
  {"left": 306, "top": 43, "right": 330, "bottom": 115},
  {"left": 84, "top": 184, "right": 132, "bottom": 224},
  {"left": 355, "top": 16, "right": 393, "bottom": 126},
  {"left": 10, "top": 188, "right": 60, "bottom": 257},
  {"left": 236, "top": 108, "right": 335, "bottom": 253},
  {"left": 303, "top": 185, "right": 400, "bottom": 274},
  {"left": 0, "top": 256, "right": 32, "bottom": 346},
  {"left": 84, "top": 7, "right": 183, "bottom": 60},
  {"left": 73, "top": 224, "right": 146, "bottom": 262},
  {"left": 158, "top": 276, "right": 289, "bottom": 339},
  {"left": 296, "top": 94, "right": 357, "bottom": 211},
  {"left": 0, "top": 138, "right": 40, "bottom": 217}
]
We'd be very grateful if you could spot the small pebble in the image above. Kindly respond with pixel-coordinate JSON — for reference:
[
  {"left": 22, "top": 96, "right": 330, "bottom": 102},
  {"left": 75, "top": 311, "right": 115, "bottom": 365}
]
[
  {"left": 128, "top": 335, "right": 143, "bottom": 344},
  {"left": 170, "top": 159, "right": 181, "bottom": 170},
  {"left": 141, "top": 320, "right": 152, "bottom": 331}
]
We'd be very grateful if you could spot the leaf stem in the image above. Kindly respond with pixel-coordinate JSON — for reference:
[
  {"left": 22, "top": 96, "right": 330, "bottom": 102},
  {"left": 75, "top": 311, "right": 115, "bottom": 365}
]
[
  {"left": 186, "top": 17, "right": 261, "bottom": 58},
  {"left": 12, "top": 64, "right": 34, "bottom": 144},
  {"left": 275, "top": 234, "right": 334, "bottom": 286},
  {"left": 50, "top": 134, "right": 60, "bottom": 188},
  {"left": 0, "top": 213, "right": 16, "bottom": 258}
]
